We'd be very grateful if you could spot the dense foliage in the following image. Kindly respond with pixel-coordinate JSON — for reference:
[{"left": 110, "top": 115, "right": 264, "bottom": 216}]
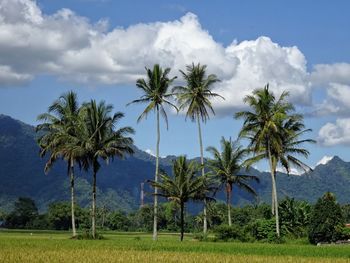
[{"left": 308, "top": 192, "right": 346, "bottom": 244}]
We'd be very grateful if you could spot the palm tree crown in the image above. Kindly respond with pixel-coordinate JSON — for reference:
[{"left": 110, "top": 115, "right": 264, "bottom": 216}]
[
  {"left": 173, "top": 63, "right": 222, "bottom": 122},
  {"left": 128, "top": 64, "right": 177, "bottom": 127}
]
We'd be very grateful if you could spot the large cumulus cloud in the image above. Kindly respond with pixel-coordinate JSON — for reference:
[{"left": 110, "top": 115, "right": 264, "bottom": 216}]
[{"left": 0, "top": 0, "right": 312, "bottom": 111}]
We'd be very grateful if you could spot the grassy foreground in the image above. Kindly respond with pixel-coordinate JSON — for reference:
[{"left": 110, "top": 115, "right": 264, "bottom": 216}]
[{"left": 1, "top": 230, "right": 350, "bottom": 262}]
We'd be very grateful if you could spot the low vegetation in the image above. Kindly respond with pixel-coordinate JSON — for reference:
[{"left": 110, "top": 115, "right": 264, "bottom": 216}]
[{"left": 1, "top": 231, "right": 350, "bottom": 263}]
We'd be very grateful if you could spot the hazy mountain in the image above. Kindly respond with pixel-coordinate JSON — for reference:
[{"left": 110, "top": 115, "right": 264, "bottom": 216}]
[{"left": 1, "top": 114, "right": 350, "bottom": 213}]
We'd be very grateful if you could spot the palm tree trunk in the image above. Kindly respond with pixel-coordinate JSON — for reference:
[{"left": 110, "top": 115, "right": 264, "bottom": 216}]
[
  {"left": 267, "top": 144, "right": 280, "bottom": 237},
  {"left": 69, "top": 159, "right": 77, "bottom": 238},
  {"left": 180, "top": 202, "right": 185, "bottom": 241},
  {"left": 153, "top": 107, "right": 160, "bottom": 241},
  {"left": 227, "top": 183, "right": 232, "bottom": 226},
  {"left": 92, "top": 170, "right": 97, "bottom": 239},
  {"left": 196, "top": 113, "right": 207, "bottom": 233},
  {"left": 271, "top": 182, "right": 275, "bottom": 215}
]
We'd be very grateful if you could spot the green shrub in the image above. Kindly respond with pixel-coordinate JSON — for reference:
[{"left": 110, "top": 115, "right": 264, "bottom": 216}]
[
  {"left": 336, "top": 226, "right": 350, "bottom": 241},
  {"left": 308, "top": 192, "right": 345, "bottom": 244},
  {"left": 76, "top": 230, "right": 105, "bottom": 240},
  {"left": 214, "top": 224, "right": 246, "bottom": 242},
  {"left": 244, "top": 218, "right": 285, "bottom": 243}
]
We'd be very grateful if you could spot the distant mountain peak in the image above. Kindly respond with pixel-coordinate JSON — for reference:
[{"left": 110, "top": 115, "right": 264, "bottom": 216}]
[{"left": 316, "top": 156, "right": 334, "bottom": 166}]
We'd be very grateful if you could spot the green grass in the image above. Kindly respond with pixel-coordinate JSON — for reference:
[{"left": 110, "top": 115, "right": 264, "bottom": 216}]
[{"left": 1, "top": 230, "right": 350, "bottom": 262}]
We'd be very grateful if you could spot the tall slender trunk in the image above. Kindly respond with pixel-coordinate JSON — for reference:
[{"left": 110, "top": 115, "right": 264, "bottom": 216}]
[
  {"left": 92, "top": 169, "right": 97, "bottom": 239},
  {"left": 69, "top": 159, "right": 77, "bottom": 238},
  {"left": 153, "top": 108, "right": 160, "bottom": 241},
  {"left": 180, "top": 202, "right": 185, "bottom": 241},
  {"left": 196, "top": 113, "right": 207, "bottom": 233},
  {"left": 226, "top": 183, "right": 232, "bottom": 226},
  {"left": 271, "top": 183, "right": 275, "bottom": 215},
  {"left": 267, "top": 144, "right": 280, "bottom": 237}
]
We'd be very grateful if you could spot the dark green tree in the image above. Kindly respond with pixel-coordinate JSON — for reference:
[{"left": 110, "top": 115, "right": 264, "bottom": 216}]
[
  {"left": 5, "top": 197, "right": 38, "bottom": 229},
  {"left": 308, "top": 192, "right": 344, "bottom": 244}
]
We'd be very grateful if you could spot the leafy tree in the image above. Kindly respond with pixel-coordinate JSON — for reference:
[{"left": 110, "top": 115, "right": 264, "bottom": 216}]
[
  {"left": 36, "top": 91, "right": 82, "bottom": 237},
  {"left": 5, "top": 197, "right": 38, "bottom": 228},
  {"left": 150, "top": 156, "right": 204, "bottom": 241},
  {"left": 128, "top": 64, "right": 177, "bottom": 240},
  {"left": 235, "top": 85, "right": 313, "bottom": 237},
  {"left": 173, "top": 63, "right": 223, "bottom": 233},
  {"left": 207, "top": 137, "right": 259, "bottom": 226},
  {"left": 80, "top": 100, "right": 134, "bottom": 238},
  {"left": 279, "top": 197, "right": 311, "bottom": 237},
  {"left": 308, "top": 192, "right": 345, "bottom": 244},
  {"left": 106, "top": 211, "right": 130, "bottom": 231},
  {"left": 47, "top": 202, "right": 89, "bottom": 230}
]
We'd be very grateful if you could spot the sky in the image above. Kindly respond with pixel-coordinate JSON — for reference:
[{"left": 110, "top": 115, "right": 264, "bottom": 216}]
[{"left": 0, "top": 0, "right": 350, "bottom": 172}]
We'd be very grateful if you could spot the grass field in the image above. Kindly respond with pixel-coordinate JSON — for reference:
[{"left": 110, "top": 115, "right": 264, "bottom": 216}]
[{"left": 1, "top": 230, "right": 350, "bottom": 262}]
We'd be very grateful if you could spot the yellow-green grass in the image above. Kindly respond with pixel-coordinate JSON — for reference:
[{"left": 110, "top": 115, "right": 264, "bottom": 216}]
[{"left": 1, "top": 230, "right": 350, "bottom": 262}]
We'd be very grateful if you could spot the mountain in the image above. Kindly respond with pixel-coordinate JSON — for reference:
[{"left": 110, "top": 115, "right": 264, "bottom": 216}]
[{"left": 1, "top": 114, "right": 350, "bottom": 213}]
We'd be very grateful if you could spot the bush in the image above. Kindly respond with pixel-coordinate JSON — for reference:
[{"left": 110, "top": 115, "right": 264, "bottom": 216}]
[
  {"left": 308, "top": 192, "right": 345, "bottom": 244},
  {"left": 76, "top": 229, "right": 105, "bottom": 240},
  {"left": 245, "top": 218, "right": 283, "bottom": 242},
  {"left": 214, "top": 224, "right": 246, "bottom": 242}
]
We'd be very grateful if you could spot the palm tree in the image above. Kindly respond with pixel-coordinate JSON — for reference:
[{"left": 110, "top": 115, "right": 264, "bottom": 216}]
[
  {"left": 173, "top": 63, "right": 223, "bottom": 233},
  {"left": 149, "top": 156, "right": 204, "bottom": 241},
  {"left": 206, "top": 137, "right": 259, "bottom": 226},
  {"left": 128, "top": 64, "right": 177, "bottom": 240},
  {"left": 80, "top": 100, "right": 134, "bottom": 239},
  {"left": 36, "top": 91, "right": 81, "bottom": 238},
  {"left": 235, "top": 84, "right": 313, "bottom": 237}
]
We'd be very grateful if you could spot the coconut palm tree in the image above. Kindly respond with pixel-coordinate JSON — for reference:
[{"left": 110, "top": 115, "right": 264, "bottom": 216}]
[
  {"left": 149, "top": 156, "right": 204, "bottom": 241},
  {"left": 80, "top": 100, "right": 134, "bottom": 239},
  {"left": 173, "top": 63, "right": 223, "bottom": 233},
  {"left": 36, "top": 91, "right": 81, "bottom": 238},
  {"left": 128, "top": 64, "right": 177, "bottom": 240},
  {"left": 206, "top": 137, "right": 259, "bottom": 226},
  {"left": 235, "top": 84, "right": 313, "bottom": 237}
]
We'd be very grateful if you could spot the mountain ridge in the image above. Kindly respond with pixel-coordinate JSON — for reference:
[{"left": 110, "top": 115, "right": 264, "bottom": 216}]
[{"left": 1, "top": 114, "right": 350, "bottom": 213}]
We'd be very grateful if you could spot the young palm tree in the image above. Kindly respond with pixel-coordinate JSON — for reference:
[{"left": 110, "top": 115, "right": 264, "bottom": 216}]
[
  {"left": 206, "top": 137, "right": 259, "bottom": 226},
  {"left": 235, "top": 85, "right": 313, "bottom": 237},
  {"left": 80, "top": 100, "right": 134, "bottom": 239},
  {"left": 128, "top": 64, "right": 177, "bottom": 241},
  {"left": 149, "top": 156, "right": 204, "bottom": 241},
  {"left": 36, "top": 91, "right": 81, "bottom": 238},
  {"left": 173, "top": 63, "right": 223, "bottom": 233}
]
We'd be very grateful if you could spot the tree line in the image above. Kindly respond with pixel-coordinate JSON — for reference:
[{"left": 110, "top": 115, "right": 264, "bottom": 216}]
[
  {"left": 2, "top": 193, "right": 350, "bottom": 244},
  {"left": 35, "top": 62, "right": 315, "bottom": 241}
]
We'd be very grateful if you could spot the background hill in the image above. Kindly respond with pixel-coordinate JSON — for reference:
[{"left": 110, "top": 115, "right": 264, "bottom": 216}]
[{"left": 1, "top": 114, "right": 350, "bottom": 213}]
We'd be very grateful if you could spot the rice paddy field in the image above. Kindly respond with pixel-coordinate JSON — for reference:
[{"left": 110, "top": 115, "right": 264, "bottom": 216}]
[{"left": 1, "top": 230, "right": 350, "bottom": 262}]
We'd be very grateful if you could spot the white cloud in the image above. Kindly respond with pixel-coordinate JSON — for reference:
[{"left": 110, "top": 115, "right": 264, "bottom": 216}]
[
  {"left": 214, "top": 37, "right": 311, "bottom": 113},
  {"left": 315, "top": 155, "right": 334, "bottom": 166},
  {"left": 311, "top": 63, "right": 350, "bottom": 87},
  {"left": 312, "top": 83, "right": 350, "bottom": 116},
  {"left": 0, "top": 0, "right": 313, "bottom": 113},
  {"left": 318, "top": 118, "right": 350, "bottom": 146}
]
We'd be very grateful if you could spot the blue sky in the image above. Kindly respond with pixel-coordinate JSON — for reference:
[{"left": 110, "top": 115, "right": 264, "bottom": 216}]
[{"left": 0, "top": 0, "right": 350, "bottom": 171}]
